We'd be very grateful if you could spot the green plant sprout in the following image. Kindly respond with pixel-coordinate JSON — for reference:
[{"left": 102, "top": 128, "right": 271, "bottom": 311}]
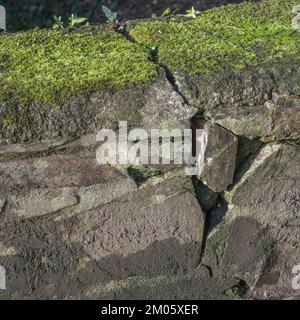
[
  {"left": 52, "top": 16, "right": 64, "bottom": 29},
  {"left": 185, "top": 7, "right": 201, "bottom": 19},
  {"left": 102, "top": 6, "right": 118, "bottom": 22},
  {"left": 160, "top": 7, "right": 176, "bottom": 17},
  {"left": 68, "top": 14, "right": 88, "bottom": 28},
  {"left": 52, "top": 15, "right": 88, "bottom": 30}
]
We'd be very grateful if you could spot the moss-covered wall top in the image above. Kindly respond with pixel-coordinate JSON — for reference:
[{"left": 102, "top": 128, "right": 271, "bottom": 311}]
[
  {"left": 131, "top": 0, "right": 300, "bottom": 75},
  {"left": 0, "top": 26, "right": 157, "bottom": 105},
  {"left": 0, "top": 0, "right": 299, "bottom": 106}
]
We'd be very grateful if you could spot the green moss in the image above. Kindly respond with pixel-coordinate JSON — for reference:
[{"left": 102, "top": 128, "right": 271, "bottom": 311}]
[
  {"left": 131, "top": 0, "right": 300, "bottom": 75},
  {"left": 0, "top": 26, "right": 157, "bottom": 105}
]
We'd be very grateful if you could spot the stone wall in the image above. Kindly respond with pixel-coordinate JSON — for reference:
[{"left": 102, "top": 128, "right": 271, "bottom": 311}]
[{"left": 0, "top": 0, "right": 299, "bottom": 300}]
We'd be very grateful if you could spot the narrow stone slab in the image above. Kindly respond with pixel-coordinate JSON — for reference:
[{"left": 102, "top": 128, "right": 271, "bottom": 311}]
[
  {"left": 0, "top": 154, "right": 126, "bottom": 191},
  {"left": 10, "top": 188, "right": 79, "bottom": 219},
  {"left": 1, "top": 154, "right": 137, "bottom": 219},
  {"left": 85, "top": 267, "right": 239, "bottom": 300}
]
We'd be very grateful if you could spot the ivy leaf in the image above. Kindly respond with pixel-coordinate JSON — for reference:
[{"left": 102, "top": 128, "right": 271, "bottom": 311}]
[{"left": 102, "top": 6, "right": 118, "bottom": 22}]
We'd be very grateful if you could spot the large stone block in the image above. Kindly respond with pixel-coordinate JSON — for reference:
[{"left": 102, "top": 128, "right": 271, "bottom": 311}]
[{"left": 70, "top": 175, "right": 205, "bottom": 278}]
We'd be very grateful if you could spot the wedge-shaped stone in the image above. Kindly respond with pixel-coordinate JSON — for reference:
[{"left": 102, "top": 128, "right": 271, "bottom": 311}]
[
  {"left": 192, "top": 120, "right": 238, "bottom": 192},
  {"left": 225, "top": 143, "right": 300, "bottom": 225}
]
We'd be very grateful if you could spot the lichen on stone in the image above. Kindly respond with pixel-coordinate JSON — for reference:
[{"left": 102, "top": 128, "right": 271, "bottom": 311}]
[
  {"left": 131, "top": 0, "right": 300, "bottom": 75},
  {"left": 0, "top": 26, "right": 157, "bottom": 105}
]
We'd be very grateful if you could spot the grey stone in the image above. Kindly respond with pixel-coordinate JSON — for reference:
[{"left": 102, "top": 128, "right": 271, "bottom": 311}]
[
  {"left": 10, "top": 188, "right": 79, "bottom": 218},
  {"left": 251, "top": 220, "right": 300, "bottom": 300},
  {"left": 225, "top": 143, "right": 300, "bottom": 225},
  {"left": 204, "top": 94, "right": 300, "bottom": 140},
  {"left": 192, "top": 120, "right": 238, "bottom": 192},
  {"left": 175, "top": 64, "right": 300, "bottom": 111},
  {"left": 85, "top": 266, "right": 239, "bottom": 300},
  {"left": 203, "top": 216, "right": 272, "bottom": 289},
  {"left": 0, "top": 69, "right": 196, "bottom": 145},
  {"left": 203, "top": 143, "right": 300, "bottom": 298},
  {"left": 0, "top": 154, "right": 129, "bottom": 191},
  {"left": 0, "top": 153, "right": 138, "bottom": 219},
  {"left": 70, "top": 175, "right": 204, "bottom": 274}
]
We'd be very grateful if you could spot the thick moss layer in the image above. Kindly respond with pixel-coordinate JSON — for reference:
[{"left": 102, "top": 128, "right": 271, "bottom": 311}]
[
  {"left": 0, "top": 26, "right": 157, "bottom": 105},
  {"left": 131, "top": 0, "right": 300, "bottom": 75}
]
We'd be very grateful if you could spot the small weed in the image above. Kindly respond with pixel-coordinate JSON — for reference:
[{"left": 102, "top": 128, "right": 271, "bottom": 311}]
[
  {"left": 52, "top": 16, "right": 64, "bottom": 30},
  {"left": 160, "top": 7, "right": 176, "bottom": 18},
  {"left": 52, "top": 14, "right": 88, "bottom": 30},
  {"left": 68, "top": 14, "right": 88, "bottom": 28},
  {"left": 185, "top": 7, "right": 201, "bottom": 19}
]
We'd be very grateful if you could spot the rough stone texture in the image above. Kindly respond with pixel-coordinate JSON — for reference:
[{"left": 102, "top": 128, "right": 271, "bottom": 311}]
[
  {"left": 0, "top": 70, "right": 197, "bottom": 145},
  {"left": 175, "top": 66, "right": 277, "bottom": 110},
  {"left": 86, "top": 266, "right": 239, "bottom": 300},
  {"left": 174, "top": 64, "right": 300, "bottom": 111},
  {"left": 0, "top": 0, "right": 299, "bottom": 300},
  {"left": 205, "top": 93, "right": 300, "bottom": 140},
  {"left": 203, "top": 143, "right": 300, "bottom": 299},
  {"left": 70, "top": 175, "right": 204, "bottom": 263},
  {"left": 252, "top": 220, "right": 300, "bottom": 300},
  {"left": 0, "top": 166, "right": 205, "bottom": 299},
  {"left": 225, "top": 143, "right": 300, "bottom": 225},
  {"left": 11, "top": 188, "right": 78, "bottom": 219},
  {"left": 204, "top": 216, "right": 300, "bottom": 300},
  {"left": 0, "top": 154, "right": 137, "bottom": 219},
  {"left": 203, "top": 217, "right": 272, "bottom": 288},
  {"left": 0, "top": 154, "right": 127, "bottom": 190}
]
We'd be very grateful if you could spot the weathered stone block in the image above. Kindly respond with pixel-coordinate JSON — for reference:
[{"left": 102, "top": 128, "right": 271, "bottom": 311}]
[
  {"left": 0, "top": 154, "right": 137, "bottom": 219},
  {"left": 70, "top": 175, "right": 204, "bottom": 277},
  {"left": 204, "top": 94, "right": 300, "bottom": 140}
]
